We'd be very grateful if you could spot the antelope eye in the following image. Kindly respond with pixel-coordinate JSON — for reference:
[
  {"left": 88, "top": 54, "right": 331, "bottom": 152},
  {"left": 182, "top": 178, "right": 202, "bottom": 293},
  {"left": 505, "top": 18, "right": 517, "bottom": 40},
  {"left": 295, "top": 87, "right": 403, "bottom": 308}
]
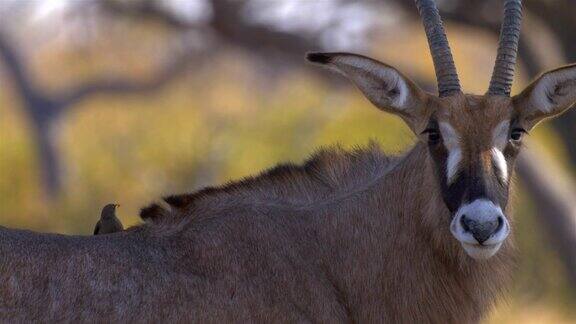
[
  {"left": 510, "top": 128, "right": 527, "bottom": 141},
  {"left": 422, "top": 128, "right": 441, "bottom": 144}
]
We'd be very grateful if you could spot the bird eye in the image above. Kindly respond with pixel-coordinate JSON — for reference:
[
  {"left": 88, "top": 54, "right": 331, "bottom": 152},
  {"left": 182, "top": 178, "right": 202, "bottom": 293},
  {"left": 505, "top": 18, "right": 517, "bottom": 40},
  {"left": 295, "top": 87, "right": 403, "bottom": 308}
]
[
  {"left": 510, "top": 128, "right": 527, "bottom": 141},
  {"left": 422, "top": 128, "right": 441, "bottom": 144}
]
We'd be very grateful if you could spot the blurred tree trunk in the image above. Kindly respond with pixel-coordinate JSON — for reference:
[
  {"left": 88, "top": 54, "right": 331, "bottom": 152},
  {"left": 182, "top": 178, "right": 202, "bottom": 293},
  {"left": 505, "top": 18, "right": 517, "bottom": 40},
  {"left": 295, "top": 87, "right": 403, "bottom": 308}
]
[
  {"left": 0, "top": 34, "right": 64, "bottom": 196},
  {"left": 0, "top": 33, "right": 197, "bottom": 197},
  {"left": 517, "top": 149, "right": 576, "bottom": 288}
]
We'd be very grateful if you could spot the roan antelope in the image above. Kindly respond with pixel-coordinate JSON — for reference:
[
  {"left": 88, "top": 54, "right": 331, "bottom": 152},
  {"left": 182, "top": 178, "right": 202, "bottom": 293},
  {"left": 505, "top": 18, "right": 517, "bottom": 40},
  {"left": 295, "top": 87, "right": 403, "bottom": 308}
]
[{"left": 1, "top": 0, "right": 575, "bottom": 322}]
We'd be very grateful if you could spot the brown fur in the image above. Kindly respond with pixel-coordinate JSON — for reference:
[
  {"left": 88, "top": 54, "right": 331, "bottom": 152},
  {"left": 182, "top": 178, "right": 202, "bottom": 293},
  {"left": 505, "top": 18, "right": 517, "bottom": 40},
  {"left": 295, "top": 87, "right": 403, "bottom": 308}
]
[{"left": 0, "top": 106, "right": 516, "bottom": 322}]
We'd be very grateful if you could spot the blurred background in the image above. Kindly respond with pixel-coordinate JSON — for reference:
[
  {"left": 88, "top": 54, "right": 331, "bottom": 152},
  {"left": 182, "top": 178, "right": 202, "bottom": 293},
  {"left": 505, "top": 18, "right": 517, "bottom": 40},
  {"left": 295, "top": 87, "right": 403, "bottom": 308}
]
[{"left": 0, "top": 0, "right": 574, "bottom": 322}]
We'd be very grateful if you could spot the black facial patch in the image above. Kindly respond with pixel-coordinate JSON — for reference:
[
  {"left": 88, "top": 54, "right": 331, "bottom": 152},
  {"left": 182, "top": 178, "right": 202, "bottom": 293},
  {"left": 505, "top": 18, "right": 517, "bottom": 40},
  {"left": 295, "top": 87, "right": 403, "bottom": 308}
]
[
  {"left": 425, "top": 118, "right": 520, "bottom": 215},
  {"left": 428, "top": 144, "right": 467, "bottom": 213},
  {"left": 465, "top": 160, "right": 499, "bottom": 204},
  {"left": 425, "top": 118, "right": 466, "bottom": 213},
  {"left": 440, "top": 168, "right": 468, "bottom": 213}
]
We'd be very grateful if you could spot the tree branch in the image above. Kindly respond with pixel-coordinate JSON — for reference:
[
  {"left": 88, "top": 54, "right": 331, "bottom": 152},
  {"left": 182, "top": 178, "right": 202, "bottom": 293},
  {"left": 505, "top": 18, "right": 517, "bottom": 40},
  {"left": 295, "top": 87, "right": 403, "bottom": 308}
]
[
  {"left": 58, "top": 47, "right": 199, "bottom": 108},
  {"left": 0, "top": 33, "right": 64, "bottom": 196},
  {"left": 0, "top": 33, "right": 47, "bottom": 110},
  {"left": 209, "top": 0, "right": 318, "bottom": 65}
]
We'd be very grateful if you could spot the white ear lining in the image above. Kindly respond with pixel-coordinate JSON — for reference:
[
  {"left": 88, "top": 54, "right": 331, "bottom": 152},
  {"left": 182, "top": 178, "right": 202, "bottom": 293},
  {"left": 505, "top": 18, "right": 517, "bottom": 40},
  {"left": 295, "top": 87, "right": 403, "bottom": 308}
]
[
  {"left": 383, "top": 71, "right": 408, "bottom": 109},
  {"left": 321, "top": 54, "right": 411, "bottom": 110},
  {"left": 530, "top": 66, "right": 576, "bottom": 114}
]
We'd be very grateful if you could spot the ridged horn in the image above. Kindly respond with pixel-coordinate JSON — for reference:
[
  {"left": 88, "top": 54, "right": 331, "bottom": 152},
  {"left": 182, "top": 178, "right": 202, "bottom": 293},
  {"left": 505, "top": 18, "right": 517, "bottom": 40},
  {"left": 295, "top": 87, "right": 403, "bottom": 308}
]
[
  {"left": 488, "top": 0, "right": 523, "bottom": 96},
  {"left": 414, "top": 0, "right": 461, "bottom": 97}
]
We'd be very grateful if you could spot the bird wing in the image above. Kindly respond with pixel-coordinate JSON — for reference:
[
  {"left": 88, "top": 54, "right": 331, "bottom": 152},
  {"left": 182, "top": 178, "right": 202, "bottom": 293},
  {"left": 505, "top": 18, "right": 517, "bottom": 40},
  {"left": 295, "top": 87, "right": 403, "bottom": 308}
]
[
  {"left": 113, "top": 217, "right": 124, "bottom": 231},
  {"left": 93, "top": 221, "right": 101, "bottom": 235}
]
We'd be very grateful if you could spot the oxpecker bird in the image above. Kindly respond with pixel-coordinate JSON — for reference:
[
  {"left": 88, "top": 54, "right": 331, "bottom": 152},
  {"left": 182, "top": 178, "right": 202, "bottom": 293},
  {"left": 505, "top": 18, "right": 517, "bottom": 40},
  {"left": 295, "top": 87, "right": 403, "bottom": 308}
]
[{"left": 94, "top": 203, "right": 123, "bottom": 235}]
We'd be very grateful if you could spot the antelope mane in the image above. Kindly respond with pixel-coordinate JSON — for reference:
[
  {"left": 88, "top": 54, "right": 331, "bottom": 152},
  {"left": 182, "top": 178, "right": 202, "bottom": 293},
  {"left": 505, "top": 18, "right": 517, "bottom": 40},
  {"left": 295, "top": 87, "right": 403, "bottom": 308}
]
[{"left": 139, "top": 143, "right": 401, "bottom": 226}]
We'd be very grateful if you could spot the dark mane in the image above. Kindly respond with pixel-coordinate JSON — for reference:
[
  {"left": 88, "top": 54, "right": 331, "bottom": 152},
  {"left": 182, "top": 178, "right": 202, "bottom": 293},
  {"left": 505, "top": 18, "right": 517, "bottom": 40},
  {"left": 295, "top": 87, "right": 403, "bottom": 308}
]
[{"left": 140, "top": 142, "right": 399, "bottom": 224}]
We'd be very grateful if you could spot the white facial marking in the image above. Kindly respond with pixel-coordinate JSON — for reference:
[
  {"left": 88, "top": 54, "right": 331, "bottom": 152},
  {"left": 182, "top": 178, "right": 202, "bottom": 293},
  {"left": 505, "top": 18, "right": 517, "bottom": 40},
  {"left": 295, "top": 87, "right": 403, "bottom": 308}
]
[
  {"left": 332, "top": 56, "right": 408, "bottom": 109},
  {"left": 439, "top": 122, "right": 462, "bottom": 184},
  {"left": 446, "top": 149, "right": 462, "bottom": 184},
  {"left": 450, "top": 199, "right": 510, "bottom": 260},
  {"left": 491, "top": 120, "right": 510, "bottom": 183},
  {"left": 491, "top": 147, "right": 508, "bottom": 183}
]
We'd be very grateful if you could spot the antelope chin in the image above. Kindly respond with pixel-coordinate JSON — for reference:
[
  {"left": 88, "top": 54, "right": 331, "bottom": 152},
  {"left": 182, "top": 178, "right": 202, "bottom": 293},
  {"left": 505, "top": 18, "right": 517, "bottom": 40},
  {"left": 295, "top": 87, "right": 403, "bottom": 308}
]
[{"left": 461, "top": 242, "right": 502, "bottom": 260}]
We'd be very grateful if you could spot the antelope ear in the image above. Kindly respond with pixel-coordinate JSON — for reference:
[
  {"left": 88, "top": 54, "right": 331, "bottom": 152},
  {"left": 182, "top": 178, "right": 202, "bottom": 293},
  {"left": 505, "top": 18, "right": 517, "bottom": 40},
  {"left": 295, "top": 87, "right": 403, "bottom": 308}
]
[
  {"left": 513, "top": 63, "right": 576, "bottom": 129},
  {"left": 307, "top": 52, "right": 430, "bottom": 128}
]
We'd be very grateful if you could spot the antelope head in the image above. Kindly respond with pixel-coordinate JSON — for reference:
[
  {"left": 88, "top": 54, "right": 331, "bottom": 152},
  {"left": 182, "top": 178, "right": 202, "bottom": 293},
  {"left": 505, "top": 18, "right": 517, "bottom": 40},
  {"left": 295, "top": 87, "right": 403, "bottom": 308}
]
[{"left": 308, "top": 0, "right": 576, "bottom": 260}]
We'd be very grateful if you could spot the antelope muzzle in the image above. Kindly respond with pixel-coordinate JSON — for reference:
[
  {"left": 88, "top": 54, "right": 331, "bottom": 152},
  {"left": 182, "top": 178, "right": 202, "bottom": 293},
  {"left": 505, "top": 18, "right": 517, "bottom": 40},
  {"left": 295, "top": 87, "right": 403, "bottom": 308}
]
[{"left": 450, "top": 199, "right": 510, "bottom": 260}]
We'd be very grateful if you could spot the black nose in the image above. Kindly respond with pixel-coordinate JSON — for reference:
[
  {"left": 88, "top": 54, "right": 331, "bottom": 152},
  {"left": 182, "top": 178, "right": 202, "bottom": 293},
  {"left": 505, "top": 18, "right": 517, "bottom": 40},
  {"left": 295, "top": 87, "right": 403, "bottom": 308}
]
[{"left": 460, "top": 214, "right": 504, "bottom": 244}]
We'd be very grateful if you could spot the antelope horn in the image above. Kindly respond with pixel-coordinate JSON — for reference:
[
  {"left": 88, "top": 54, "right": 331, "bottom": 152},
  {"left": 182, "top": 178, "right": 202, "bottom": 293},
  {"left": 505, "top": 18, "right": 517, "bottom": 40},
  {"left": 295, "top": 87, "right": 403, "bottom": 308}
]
[
  {"left": 414, "top": 0, "right": 461, "bottom": 97},
  {"left": 488, "top": 0, "right": 523, "bottom": 96}
]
